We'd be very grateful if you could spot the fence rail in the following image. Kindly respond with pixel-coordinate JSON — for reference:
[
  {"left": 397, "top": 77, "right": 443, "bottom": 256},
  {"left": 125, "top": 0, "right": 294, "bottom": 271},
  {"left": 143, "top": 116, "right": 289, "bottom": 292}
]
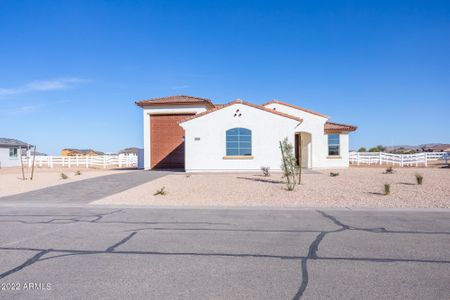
[
  {"left": 21, "top": 154, "right": 138, "bottom": 169},
  {"left": 349, "top": 152, "right": 449, "bottom": 167}
]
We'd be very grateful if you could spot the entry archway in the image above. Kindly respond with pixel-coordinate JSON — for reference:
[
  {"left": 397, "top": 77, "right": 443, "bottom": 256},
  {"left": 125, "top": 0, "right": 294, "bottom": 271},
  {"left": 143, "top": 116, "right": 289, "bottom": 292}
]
[{"left": 295, "top": 132, "right": 312, "bottom": 169}]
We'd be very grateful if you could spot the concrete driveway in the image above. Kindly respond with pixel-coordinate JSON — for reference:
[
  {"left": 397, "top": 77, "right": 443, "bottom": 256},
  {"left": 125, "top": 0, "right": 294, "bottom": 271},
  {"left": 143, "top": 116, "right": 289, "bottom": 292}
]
[
  {"left": 0, "top": 170, "right": 169, "bottom": 206},
  {"left": 0, "top": 206, "right": 449, "bottom": 299}
]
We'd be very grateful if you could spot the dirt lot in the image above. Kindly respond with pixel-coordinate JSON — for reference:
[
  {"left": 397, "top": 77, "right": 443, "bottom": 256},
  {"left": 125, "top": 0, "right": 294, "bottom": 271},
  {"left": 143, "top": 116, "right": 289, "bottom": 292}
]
[
  {"left": 0, "top": 167, "right": 131, "bottom": 198},
  {"left": 93, "top": 167, "right": 450, "bottom": 208}
]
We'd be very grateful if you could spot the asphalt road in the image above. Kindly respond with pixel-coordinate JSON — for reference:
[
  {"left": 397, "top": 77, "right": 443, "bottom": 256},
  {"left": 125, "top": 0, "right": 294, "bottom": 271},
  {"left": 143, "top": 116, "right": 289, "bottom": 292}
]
[{"left": 0, "top": 206, "right": 449, "bottom": 299}]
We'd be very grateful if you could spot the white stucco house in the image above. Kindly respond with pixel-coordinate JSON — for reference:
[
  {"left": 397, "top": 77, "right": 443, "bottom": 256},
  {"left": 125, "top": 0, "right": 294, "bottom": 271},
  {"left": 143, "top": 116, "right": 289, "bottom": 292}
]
[
  {"left": 0, "top": 138, "right": 30, "bottom": 168},
  {"left": 136, "top": 95, "right": 357, "bottom": 172}
]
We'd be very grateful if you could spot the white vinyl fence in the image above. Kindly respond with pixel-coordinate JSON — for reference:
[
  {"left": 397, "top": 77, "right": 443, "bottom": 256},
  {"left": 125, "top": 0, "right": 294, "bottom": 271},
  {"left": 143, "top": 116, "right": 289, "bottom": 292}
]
[
  {"left": 349, "top": 152, "right": 449, "bottom": 167},
  {"left": 22, "top": 154, "right": 138, "bottom": 169}
]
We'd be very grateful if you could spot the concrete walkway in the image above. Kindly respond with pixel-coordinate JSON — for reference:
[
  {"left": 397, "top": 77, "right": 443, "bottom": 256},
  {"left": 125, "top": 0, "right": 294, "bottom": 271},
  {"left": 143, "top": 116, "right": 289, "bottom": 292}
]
[{"left": 0, "top": 170, "right": 169, "bottom": 205}]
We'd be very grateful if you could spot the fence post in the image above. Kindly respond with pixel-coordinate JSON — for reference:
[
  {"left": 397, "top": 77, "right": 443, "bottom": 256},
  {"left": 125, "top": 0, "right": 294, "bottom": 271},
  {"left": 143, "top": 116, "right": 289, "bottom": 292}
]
[
  {"left": 379, "top": 152, "right": 382, "bottom": 165},
  {"left": 50, "top": 156, "right": 53, "bottom": 168},
  {"left": 103, "top": 156, "right": 107, "bottom": 169},
  {"left": 76, "top": 155, "right": 79, "bottom": 167},
  {"left": 357, "top": 152, "right": 360, "bottom": 165},
  {"left": 400, "top": 155, "right": 404, "bottom": 167},
  {"left": 68, "top": 157, "right": 71, "bottom": 168},
  {"left": 424, "top": 153, "right": 428, "bottom": 167}
]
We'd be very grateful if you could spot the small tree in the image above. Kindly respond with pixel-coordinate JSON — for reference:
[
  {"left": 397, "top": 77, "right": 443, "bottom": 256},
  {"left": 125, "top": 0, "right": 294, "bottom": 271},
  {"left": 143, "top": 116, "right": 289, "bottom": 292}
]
[
  {"left": 369, "top": 145, "right": 386, "bottom": 152},
  {"left": 358, "top": 147, "right": 367, "bottom": 152},
  {"left": 279, "top": 138, "right": 298, "bottom": 191}
]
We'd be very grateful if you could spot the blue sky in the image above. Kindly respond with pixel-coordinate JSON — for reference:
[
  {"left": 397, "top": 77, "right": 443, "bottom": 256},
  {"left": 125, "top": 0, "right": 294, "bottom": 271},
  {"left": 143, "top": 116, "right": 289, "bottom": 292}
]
[{"left": 1, "top": 0, "right": 449, "bottom": 154}]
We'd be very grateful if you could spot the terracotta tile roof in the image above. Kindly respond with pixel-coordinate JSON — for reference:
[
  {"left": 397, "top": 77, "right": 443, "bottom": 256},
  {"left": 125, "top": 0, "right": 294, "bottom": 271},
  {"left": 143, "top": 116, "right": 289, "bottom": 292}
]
[
  {"left": 179, "top": 100, "right": 304, "bottom": 124},
  {"left": 262, "top": 99, "right": 329, "bottom": 118},
  {"left": 324, "top": 121, "right": 357, "bottom": 133},
  {"left": 212, "top": 104, "right": 226, "bottom": 109},
  {"left": 135, "top": 95, "right": 215, "bottom": 108}
]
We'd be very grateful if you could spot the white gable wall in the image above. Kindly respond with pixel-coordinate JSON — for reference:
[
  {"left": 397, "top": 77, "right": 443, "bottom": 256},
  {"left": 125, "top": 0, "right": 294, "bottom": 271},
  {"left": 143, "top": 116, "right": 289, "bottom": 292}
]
[
  {"left": 264, "top": 102, "right": 349, "bottom": 169},
  {"left": 263, "top": 103, "right": 328, "bottom": 123},
  {"left": 180, "top": 104, "right": 301, "bottom": 172},
  {"left": 0, "top": 147, "right": 20, "bottom": 168}
]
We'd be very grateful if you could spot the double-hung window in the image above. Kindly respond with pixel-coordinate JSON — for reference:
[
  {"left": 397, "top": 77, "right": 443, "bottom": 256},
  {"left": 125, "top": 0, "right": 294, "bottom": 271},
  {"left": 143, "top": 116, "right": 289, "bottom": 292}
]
[
  {"left": 328, "top": 134, "right": 340, "bottom": 156},
  {"left": 226, "top": 128, "right": 252, "bottom": 156}
]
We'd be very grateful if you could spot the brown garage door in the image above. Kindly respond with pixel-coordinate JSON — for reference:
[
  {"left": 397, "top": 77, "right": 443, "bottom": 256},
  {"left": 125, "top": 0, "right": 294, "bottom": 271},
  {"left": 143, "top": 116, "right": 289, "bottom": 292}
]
[{"left": 150, "top": 114, "right": 193, "bottom": 169}]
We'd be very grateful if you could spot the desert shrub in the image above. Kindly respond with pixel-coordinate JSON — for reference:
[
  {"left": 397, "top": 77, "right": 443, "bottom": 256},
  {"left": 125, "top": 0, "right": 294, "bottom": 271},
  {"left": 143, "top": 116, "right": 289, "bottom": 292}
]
[
  {"left": 415, "top": 173, "right": 423, "bottom": 185},
  {"left": 279, "top": 138, "right": 298, "bottom": 191},
  {"left": 154, "top": 187, "right": 167, "bottom": 196},
  {"left": 260, "top": 166, "right": 270, "bottom": 177},
  {"left": 384, "top": 183, "right": 390, "bottom": 195},
  {"left": 75, "top": 170, "right": 81, "bottom": 176},
  {"left": 60, "top": 173, "right": 68, "bottom": 180},
  {"left": 330, "top": 172, "right": 339, "bottom": 177},
  {"left": 384, "top": 166, "right": 394, "bottom": 174}
]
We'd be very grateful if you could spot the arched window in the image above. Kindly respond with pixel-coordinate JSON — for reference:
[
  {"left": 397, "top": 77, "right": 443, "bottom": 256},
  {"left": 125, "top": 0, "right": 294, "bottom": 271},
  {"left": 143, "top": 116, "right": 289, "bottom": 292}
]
[{"left": 226, "top": 128, "right": 252, "bottom": 156}]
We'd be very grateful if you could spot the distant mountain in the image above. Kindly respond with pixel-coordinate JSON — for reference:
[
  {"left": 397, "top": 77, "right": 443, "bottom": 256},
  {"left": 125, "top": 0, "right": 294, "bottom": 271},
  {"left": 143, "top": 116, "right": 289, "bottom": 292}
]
[
  {"left": 60, "top": 148, "right": 105, "bottom": 156},
  {"left": 384, "top": 145, "right": 420, "bottom": 151},
  {"left": 420, "top": 144, "right": 450, "bottom": 152},
  {"left": 384, "top": 143, "right": 450, "bottom": 153}
]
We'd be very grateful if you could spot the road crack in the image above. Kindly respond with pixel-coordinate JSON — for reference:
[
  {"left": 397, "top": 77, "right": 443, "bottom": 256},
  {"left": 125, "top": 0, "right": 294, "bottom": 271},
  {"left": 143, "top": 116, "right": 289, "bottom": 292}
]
[
  {"left": 0, "top": 249, "right": 50, "bottom": 279},
  {"left": 106, "top": 232, "right": 137, "bottom": 252}
]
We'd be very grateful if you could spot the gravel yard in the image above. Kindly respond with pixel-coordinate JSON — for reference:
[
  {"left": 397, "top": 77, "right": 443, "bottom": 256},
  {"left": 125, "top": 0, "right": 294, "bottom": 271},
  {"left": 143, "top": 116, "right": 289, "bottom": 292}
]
[{"left": 93, "top": 167, "right": 450, "bottom": 208}]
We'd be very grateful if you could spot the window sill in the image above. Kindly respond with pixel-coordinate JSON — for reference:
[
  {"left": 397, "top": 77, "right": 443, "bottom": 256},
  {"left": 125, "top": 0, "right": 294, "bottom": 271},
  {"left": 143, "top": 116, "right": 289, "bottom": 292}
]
[
  {"left": 223, "top": 156, "right": 254, "bottom": 160},
  {"left": 327, "top": 155, "right": 342, "bottom": 159}
]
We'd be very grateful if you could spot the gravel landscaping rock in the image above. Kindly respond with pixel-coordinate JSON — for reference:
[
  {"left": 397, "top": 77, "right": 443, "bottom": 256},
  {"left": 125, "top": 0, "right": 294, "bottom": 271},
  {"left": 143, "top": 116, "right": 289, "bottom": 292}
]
[{"left": 93, "top": 168, "right": 450, "bottom": 208}]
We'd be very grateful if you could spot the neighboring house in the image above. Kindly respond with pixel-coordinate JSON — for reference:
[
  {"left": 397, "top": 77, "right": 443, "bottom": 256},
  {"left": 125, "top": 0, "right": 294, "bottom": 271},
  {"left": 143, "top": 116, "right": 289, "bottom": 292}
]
[
  {"left": 118, "top": 147, "right": 143, "bottom": 155},
  {"left": 60, "top": 149, "right": 105, "bottom": 156},
  {"left": 118, "top": 147, "right": 145, "bottom": 169},
  {"left": 136, "top": 95, "right": 357, "bottom": 172},
  {"left": 0, "top": 138, "right": 30, "bottom": 168}
]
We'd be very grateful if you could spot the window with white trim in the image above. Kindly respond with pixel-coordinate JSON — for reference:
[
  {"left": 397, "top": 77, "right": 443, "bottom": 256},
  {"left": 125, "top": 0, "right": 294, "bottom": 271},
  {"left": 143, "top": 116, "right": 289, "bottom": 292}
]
[
  {"left": 328, "top": 134, "right": 340, "bottom": 156},
  {"left": 9, "top": 148, "right": 18, "bottom": 158},
  {"left": 226, "top": 128, "right": 252, "bottom": 156}
]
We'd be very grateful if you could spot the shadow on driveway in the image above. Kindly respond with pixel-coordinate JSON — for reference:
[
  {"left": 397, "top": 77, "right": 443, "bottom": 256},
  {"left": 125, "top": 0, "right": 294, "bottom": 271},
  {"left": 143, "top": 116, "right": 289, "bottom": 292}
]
[{"left": 0, "top": 170, "right": 170, "bottom": 205}]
